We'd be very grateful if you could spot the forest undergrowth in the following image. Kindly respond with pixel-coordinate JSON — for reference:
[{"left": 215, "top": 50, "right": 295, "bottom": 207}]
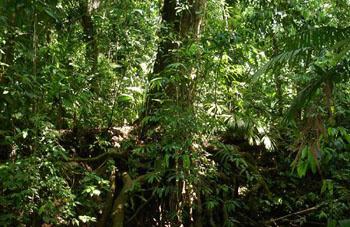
[{"left": 1, "top": 0, "right": 350, "bottom": 226}]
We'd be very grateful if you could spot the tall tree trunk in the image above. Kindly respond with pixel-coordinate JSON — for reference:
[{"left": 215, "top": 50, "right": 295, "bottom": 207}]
[
  {"left": 142, "top": 0, "right": 207, "bottom": 224},
  {"left": 0, "top": 13, "right": 15, "bottom": 135},
  {"left": 193, "top": 188, "right": 204, "bottom": 227},
  {"left": 0, "top": 10, "right": 16, "bottom": 95},
  {"left": 145, "top": 0, "right": 207, "bottom": 117},
  {"left": 80, "top": 0, "right": 99, "bottom": 90}
]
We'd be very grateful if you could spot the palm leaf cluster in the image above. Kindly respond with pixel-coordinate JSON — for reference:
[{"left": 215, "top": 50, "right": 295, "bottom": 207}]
[
  {"left": 255, "top": 26, "right": 350, "bottom": 120},
  {"left": 254, "top": 26, "right": 350, "bottom": 176},
  {"left": 286, "top": 61, "right": 350, "bottom": 121}
]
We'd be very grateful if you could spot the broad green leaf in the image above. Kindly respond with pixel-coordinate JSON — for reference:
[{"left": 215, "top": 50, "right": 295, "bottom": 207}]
[{"left": 118, "top": 94, "right": 134, "bottom": 102}]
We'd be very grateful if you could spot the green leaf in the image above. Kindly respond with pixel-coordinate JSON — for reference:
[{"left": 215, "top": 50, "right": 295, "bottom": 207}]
[
  {"left": 63, "top": 97, "right": 73, "bottom": 108},
  {"left": 339, "top": 219, "right": 350, "bottom": 227},
  {"left": 345, "top": 134, "right": 350, "bottom": 144},
  {"left": 22, "top": 130, "right": 28, "bottom": 139},
  {"left": 301, "top": 147, "right": 308, "bottom": 159},
  {"left": 339, "top": 127, "right": 347, "bottom": 136},
  {"left": 72, "top": 218, "right": 80, "bottom": 226},
  {"left": 308, "top": 151, "right": 316, "bottom": 174},
  {"left": 110, "top": 63, "right": 123, "bottom": 69},
  {"left": 0, "top": 62, "right": 9, "bottom": 67},
  {"left": 183, "top": 154, "right": 190, "bottom": 168},
  {"left": 44, "top": 8, "right": 58, "bottom": 21},
  {"left": 78, "top": 215, "right": 96, "bottom": 223},
  {"left": 118, "top": 94, "right": 134, "bottom": 102},
  {"left": 126, "top": 86, "right": 144, "bottom": 94},
  {"left": 327, "top": 219, "right": 337, "bottom": 227},
  {"left": 164, "top": 154, "right": 170, "bottom": 168},
  {"left": 297, "top": 161, "right": 308, "bottom": 178},
  {"left": 38, "top": 205, "right": 46, "bottom": 215}
]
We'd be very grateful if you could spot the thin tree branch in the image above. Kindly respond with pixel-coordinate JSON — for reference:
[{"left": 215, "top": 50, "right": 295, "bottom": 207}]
[{"left": 266, "top": 201, "right": 328, "bottom": 224}]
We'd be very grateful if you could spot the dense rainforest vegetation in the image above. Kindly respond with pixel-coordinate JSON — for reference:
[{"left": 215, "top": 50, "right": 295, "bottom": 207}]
[{"left": 1, "top": 0, "right": 350, "bottom": 226}]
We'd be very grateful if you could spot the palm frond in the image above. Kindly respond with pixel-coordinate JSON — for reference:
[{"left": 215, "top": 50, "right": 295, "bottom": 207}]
[
  {"left": 253, "top": 47, "right": 311, "bottom": 81},
  {"left": 282, "top": 27, "right": 350, "bottom": 51},
  {"left": 253, "top": 26, "right": 350, "bottom": 123},
  {"left": 284, "top": 60, "right": 350, "bottom": 122},
  {"left": 253, "top": 27, "right": 350, "bottom": 81}
]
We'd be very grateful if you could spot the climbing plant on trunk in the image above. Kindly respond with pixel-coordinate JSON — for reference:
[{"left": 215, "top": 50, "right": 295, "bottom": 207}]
[{"left": 140, "top": 0, "right": 208, "bottom": 224}]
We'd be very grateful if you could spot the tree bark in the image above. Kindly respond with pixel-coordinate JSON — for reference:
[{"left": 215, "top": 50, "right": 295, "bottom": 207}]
[
  {"left": 140, "top": 0, "right": 208, "bottom": 224},
  {"left": 111, "top": 172, "right": 133, "bottom": 227},
  {"left": 127, "top": 0, "right": 208, "bottom": 224},
  {"left": 111, "top": 172, "right": 149, "bottom": 227},
  {"left": 80, "top": 0, "right": 99, "bottom": 90},
  {"left": 0, "top": 10, "right": 16, "bottom": 95},
  {"left": 193, "top": 190, "right": 203, "bottom": 227},
  {"left": 98, "top": 168, "right": 116, "bottom": 227},
  {"left": 145, "top": 0, "right": 207, "bottom": 117}
]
